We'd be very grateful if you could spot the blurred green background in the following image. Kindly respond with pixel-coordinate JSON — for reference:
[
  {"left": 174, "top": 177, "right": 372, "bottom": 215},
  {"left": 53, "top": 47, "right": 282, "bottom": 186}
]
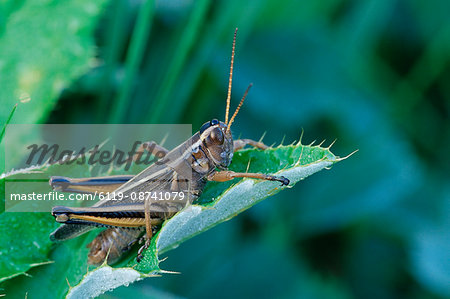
[{"left": 1, "top": 0, "right": 449, "bottom": 298}]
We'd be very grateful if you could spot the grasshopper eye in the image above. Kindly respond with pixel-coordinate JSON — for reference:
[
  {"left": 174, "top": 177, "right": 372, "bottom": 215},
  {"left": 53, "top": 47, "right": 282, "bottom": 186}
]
[
  {"left": 199, "top": 121, "right": 211, "bottom": 134},
  {"left": 200, "top": 119, "right": 220, "bottom": 134},
  {"left": 209, "top": 127, "right": 224, "bottom": 145}
]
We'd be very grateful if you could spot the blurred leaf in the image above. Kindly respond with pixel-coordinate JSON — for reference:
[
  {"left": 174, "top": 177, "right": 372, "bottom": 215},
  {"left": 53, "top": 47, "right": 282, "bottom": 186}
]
[
  {"left": 147, "top": 0, "right": 211, "bottom": 123},
  {"left": 109, "top": 0, "right": 155, "bottom": 123},
  {"left": 411, "top": 214, "right": 450, "bottom": 297},
  {"left": 0, "top": 0, "right": 107, "bottom": 125}
]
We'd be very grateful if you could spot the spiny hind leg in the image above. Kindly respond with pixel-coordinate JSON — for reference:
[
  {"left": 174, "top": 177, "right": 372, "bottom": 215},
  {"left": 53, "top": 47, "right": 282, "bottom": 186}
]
[{"left": 233, "top": 139, "right": 268, "bottom": 151}]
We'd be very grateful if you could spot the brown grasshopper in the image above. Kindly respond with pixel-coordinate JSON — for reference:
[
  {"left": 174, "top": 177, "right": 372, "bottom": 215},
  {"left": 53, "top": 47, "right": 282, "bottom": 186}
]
[{"left": 49, "top": 29, "right": 290, "bottom": 265}]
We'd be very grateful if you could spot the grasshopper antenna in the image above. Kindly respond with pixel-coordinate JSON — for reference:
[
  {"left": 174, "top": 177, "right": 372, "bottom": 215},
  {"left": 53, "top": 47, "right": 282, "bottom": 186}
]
[
  {"left": 225, "top": 28, "right": 238, "bottom": 125},
  {"left": 227, "top": 83, "right": 252, "bottom": 133}
]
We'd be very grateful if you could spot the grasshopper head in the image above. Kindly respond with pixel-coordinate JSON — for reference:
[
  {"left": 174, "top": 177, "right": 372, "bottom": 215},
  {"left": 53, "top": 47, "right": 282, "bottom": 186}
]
[
  {"left": 197, "top": 28, "right": 251, "bottom": 170},
  {"left": 199, "top": 119, "right": 233, "bottom": 169}
]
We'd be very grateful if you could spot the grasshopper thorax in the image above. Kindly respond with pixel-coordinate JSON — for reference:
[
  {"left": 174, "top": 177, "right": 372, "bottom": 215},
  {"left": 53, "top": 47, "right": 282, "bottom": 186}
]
[{"left": 199, "top": 119, "right": 233, "bottom": 170}]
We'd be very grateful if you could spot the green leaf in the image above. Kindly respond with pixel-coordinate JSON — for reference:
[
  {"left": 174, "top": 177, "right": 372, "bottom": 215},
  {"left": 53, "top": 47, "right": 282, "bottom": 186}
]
[
  {"left": 0, "top": 159, "right": 92, "bottom": 286},
  {"left": 0, "top": 166, "right": 58, "bottom": 283}
]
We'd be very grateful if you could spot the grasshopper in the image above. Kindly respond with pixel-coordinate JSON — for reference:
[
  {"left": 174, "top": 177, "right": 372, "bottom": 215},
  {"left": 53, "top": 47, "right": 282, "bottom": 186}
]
[{"left": 49, "top": 29, "right": 289, "bottom": 265}]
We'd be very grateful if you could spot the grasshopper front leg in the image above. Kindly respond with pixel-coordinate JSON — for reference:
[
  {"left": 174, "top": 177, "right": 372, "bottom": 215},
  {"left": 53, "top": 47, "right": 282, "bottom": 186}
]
[{"left": 226, "top": 139, "right": 289, "bottom": 185}]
